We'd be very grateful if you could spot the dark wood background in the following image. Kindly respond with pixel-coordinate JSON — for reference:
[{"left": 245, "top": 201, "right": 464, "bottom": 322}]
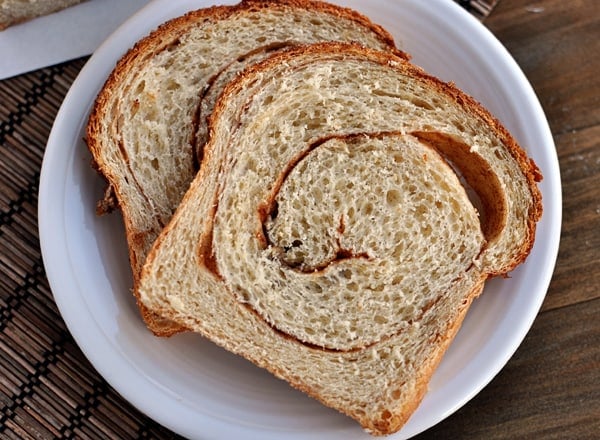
[
  {"left": 418, "top": 1, "right": 600, "bottom": 438},
  {"left": 0, "top": 0, "right": 598, "bottom": 438}
]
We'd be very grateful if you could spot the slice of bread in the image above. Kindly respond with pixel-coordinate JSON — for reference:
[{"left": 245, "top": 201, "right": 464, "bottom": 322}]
[
  {"left": 0, "top": 0, "right": 84, "bottom": 30},
  {"left": 138, "top": 43, "right": 542, "bottom": 435},
  {"left": 86, "top": 0, "right": 403, "bottom": 336}
]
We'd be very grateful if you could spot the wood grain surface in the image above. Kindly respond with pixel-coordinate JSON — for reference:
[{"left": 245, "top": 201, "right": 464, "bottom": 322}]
[
  {"left": 416, "top": 1, "right": 600, "bottom": 438},
  {"left": 0, "top": 0, "right": 598, "bottom": 439}
]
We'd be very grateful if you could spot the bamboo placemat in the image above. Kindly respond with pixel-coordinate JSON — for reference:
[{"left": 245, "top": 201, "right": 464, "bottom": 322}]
[
  {"left": 454, "top": 0, "right": 499, "bottom": 20},
  {"left": 0, "top": 59, "right": 179, "bottom": 439},
  {"left": 0, "top": 3, "right": 498, "bottom": 439}
]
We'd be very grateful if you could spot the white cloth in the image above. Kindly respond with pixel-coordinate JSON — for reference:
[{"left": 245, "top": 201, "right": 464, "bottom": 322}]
[{"left": 0, "top": 0, "right": 150, "bottom": 80}]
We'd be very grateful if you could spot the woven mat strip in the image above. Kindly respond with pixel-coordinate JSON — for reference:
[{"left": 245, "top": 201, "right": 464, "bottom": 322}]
[
  {"left": 0, "top": 59, "right": 179, "bottom": 440},
  {"left": 454, "top": 0, "right": 499, "bottom": 19}
]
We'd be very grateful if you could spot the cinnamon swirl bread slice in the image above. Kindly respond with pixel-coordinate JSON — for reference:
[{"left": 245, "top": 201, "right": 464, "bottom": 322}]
[
  {"left": 138, "top": 43, "right": 542, "bottom": 435},
  {"left": 86, "top": 0, "right": 402, "bottom": 335}
]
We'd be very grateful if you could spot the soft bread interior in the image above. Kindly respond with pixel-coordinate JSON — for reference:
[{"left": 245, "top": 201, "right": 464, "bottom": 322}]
[{"left": 220, "top": 133, "right": 484, "bottom": 351}]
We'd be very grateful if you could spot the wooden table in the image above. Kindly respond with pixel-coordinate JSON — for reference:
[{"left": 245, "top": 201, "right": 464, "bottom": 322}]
[{"left": 0, "top": 1, "right": 598, "bottom": 438}]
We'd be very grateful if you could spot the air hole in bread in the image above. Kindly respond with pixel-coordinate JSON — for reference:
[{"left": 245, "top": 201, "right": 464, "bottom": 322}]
[
  {"left": 163, "top": 38, "right": 181, "bottom": 53},
  {"left": 452, "top": 120, "right": 466, "bottom": 132},
  {"left": 381, "top": 410, "right": 392, "bottom": 420},
  {"left": 374, "top": 315, "right": 388, "bottom": 324},
  {"left": 134, "top": 80, "right": 145, "bottom": 95},
  {"left": 165, "top": 79, "right": 181, "bottom": 91},
  {"left": 386, "top": 189, "right": 401, "bottom": 206},
  {"left": 410, "top": 98, "right": 434, "bottom": 111}
]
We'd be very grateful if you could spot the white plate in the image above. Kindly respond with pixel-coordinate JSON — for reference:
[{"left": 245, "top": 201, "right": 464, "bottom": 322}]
[{"left": 39, "top": 0, "right": 561, "bottom": 439}]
